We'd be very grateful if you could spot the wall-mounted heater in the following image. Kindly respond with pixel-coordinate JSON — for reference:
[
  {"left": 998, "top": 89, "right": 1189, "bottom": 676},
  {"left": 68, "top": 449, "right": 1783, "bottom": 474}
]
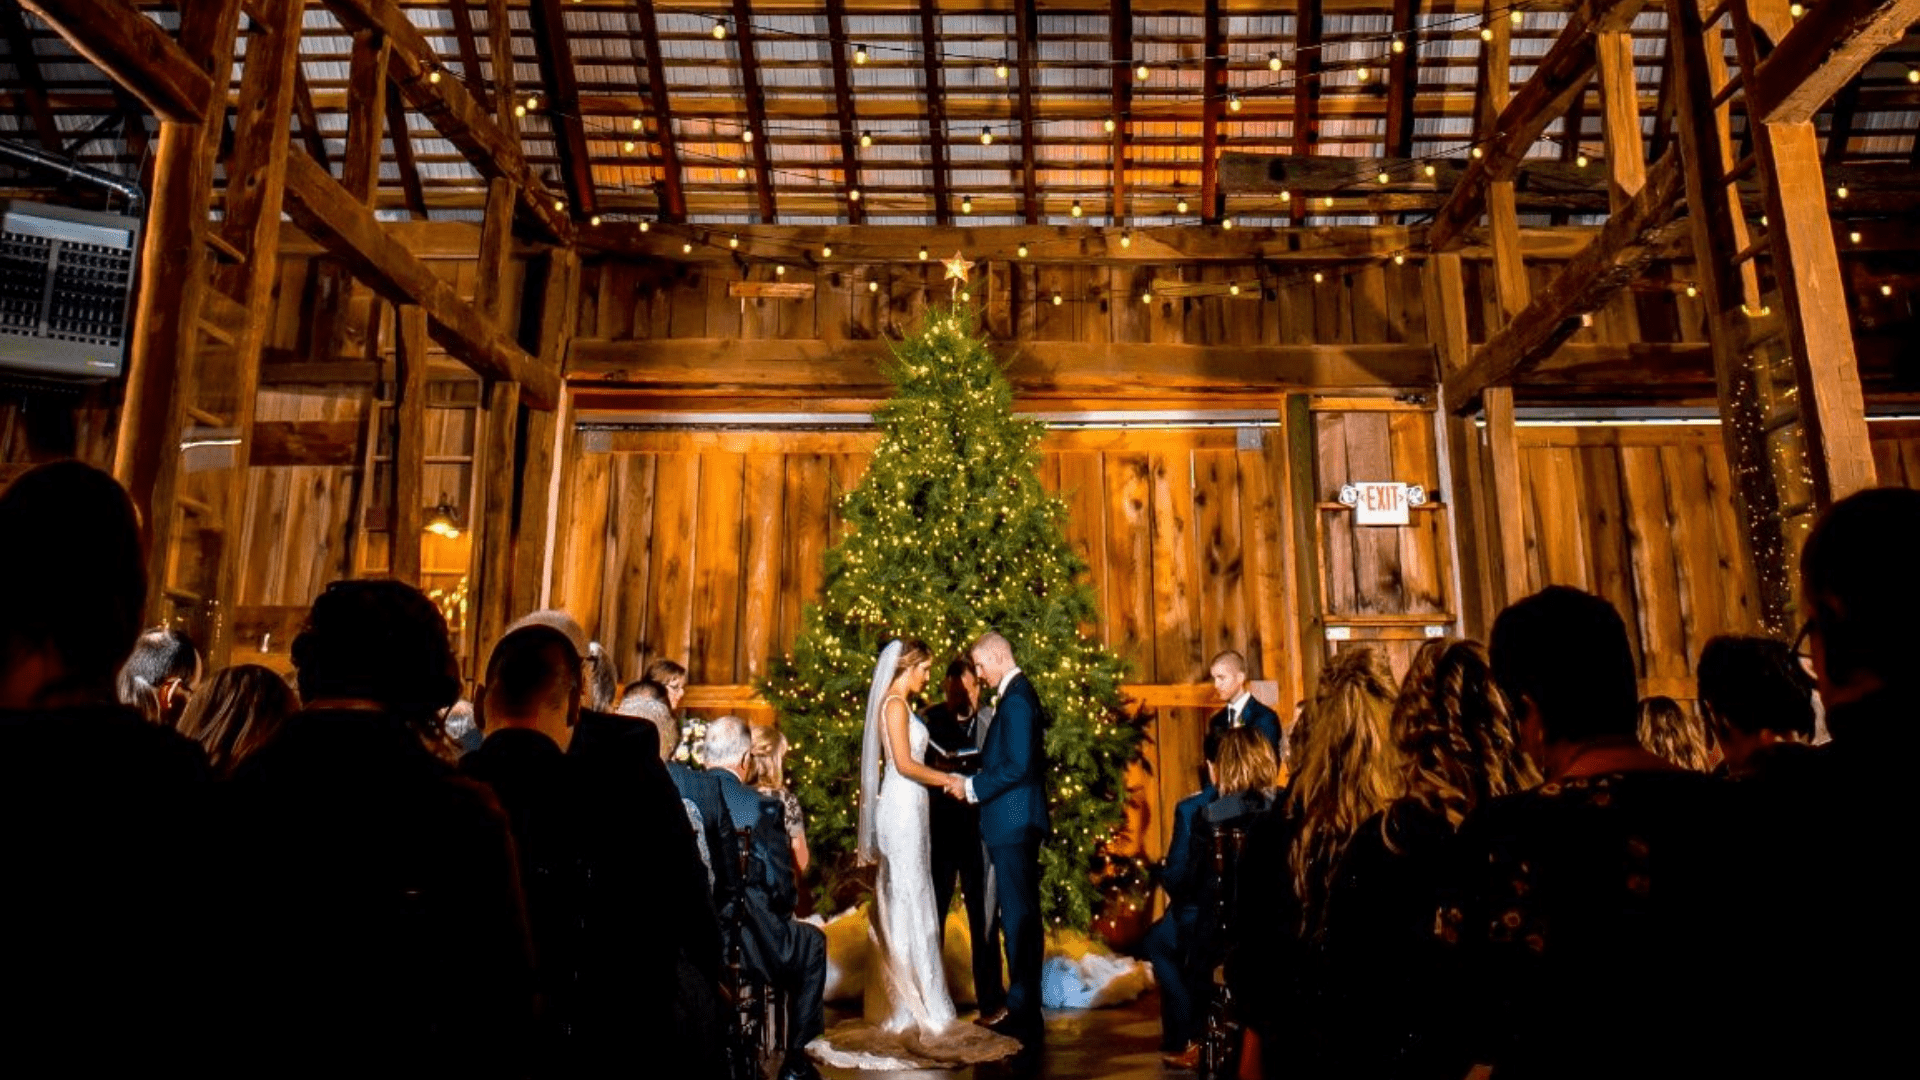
[{"left": 0, "top": 199, "right": 141, "bottom": 381}]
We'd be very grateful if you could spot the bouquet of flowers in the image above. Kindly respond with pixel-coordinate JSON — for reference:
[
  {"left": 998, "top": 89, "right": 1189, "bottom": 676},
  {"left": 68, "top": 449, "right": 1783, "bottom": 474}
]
[{"left": 674, "top": 717, "right": 709, "bottom": 767}]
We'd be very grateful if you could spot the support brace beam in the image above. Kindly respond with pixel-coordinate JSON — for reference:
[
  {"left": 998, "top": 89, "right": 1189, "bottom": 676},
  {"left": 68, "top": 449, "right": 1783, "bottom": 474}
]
[
  {"left": 1750, "top": 0, "right": 1920, "bottom": 124},
  {"left": 20, "top": 0, "right": 213, "bottom": 122}
]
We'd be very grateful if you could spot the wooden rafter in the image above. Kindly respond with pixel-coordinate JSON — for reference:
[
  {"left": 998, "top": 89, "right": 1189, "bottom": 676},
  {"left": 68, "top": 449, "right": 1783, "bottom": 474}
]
[
  {"left": 632, "top": 1, "right": 685, "bottom": 222},
  {"left": 1, "top": 3, "right": 63, "bottom": 151},
  {"left": 1200, "top": 0, "right": 1226, "bottom": 221},
  {"left": 446, "top": 0, "right": 490, "bottom": 114},
  {"left": 309, "top": 26, "right": 389, "bottom": 363},
  {"left": 1428, "top": 0, "right": 1648, "bottom": 250},
  {"left": 1751, "top": 0, "right": 1920, "bottom": 124},
  {"left": 1552, "top": 75, "right": 1590, "bottom": 225},
  {"left": 529, "top": 0, "right": 596, "bottom": 218},
  {"left": 1824, "top": 81, "right": 1863, "bottom": 166},
  {"left": 19, "top": 0, "right": 214, "bottom": 123},
  {"left": 1444, "top": 150, "right": 1686, "bottom": 411},
  {"left": 293, "top": 64, "right": 330, "bottom": 172},
  {"left": 384, "top": 83, "right": 427, "bottom": 220},
  {"left": 485, "top": 0, "right": 514, "bottom": 134},
  {"left": 280, "top": 148, "right": 559, "bottom": 409},
  {"left": 822, "top": 0, "right": 862, "bottom": 225},
  {"left": 1384, "top": 0, "right": 1419, "bottom": 160},
  {"left": 1649, "top": 45, "right": 1676, "bottom": 162},
  {"left": 730, "top": 0, "right": 777, "bottom": 222},
  {"left": 320, "top": 0, "right": 571, "bottom": 241},
  {"left": 1289, "top": 0, "right": 1322, "bottom": 222},
  {"left": 1597, "top": 30, "right": 1646, "bottom": 213},
  {"left": 920, "top": 0, "right": 953, "bottom": 226},
  {"left": 1017, "top": 0, "right": 1040, "bottom": 223},
  {"left": 1110, "top": 0, "right": 1132, "bottom": 221}
]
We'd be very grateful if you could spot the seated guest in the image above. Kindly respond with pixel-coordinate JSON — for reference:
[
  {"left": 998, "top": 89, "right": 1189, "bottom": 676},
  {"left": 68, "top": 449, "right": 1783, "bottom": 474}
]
[
  {"left": 116, "top": 625, "right": 201, "bottom": 728},
  {"left": 705, "top": 717, "right": 827, "bottom": 1080},
  {"left": 617, "top": 681, "right": 740, "bottom": 908},
  {"left": 1455, "top": 586, "right": 1724, "bottom": 1080},
  {"left": 175, "top": 663, "right": 299, "bottom": 778},
  {"left": 1320, "top": 639, "right": 1537, "bottom": 1079},
  {"left": 1696, "top": 635, "right": 1815, "bottom": 779},
  {"left": 646, "top": 657, "right": 689, "bottom": 714},
  {"left": 750, "top": 722, "right": 810, "bottom": 877},
  {"left": 224, "top": 580, "right": 533, "bottom": 1074},
  {"left": 584, "top": 641, "right": 619, "bottom": 713},
  {"left": 0, "top": 462, "right": 209, "bottom": 1066},
  {"left": 1637, "top": 695, "right": 1714, "bottom": 771},
  {"left": 1205, "top": 649, "right": 1283, "bottom": 776},
  {"left": 443, "top": 698, "right": 482, "bottom": 755}
]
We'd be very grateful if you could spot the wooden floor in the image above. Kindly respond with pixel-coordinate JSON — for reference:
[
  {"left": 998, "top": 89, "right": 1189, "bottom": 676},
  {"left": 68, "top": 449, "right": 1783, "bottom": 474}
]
[{"left": 818, "top": 992, "right": 1169, "bottom": 1080}]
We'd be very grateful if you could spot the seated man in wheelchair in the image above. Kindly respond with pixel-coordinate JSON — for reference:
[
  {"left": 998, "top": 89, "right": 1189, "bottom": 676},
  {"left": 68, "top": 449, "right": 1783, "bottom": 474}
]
[{"left": 705, "top": 717, "right": 827, "bottom": 1080}]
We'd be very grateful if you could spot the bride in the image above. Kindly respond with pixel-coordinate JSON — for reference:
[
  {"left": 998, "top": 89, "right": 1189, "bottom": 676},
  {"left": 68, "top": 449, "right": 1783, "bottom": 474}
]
[{"left": 808, "top": 638, "right": 1020, "bottom": 1070}]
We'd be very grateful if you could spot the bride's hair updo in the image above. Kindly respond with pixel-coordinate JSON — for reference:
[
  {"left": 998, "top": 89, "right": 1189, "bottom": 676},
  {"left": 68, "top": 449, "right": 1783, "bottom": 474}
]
[{"left": 891, "top": 638, "right": 933, "bottom": 682}]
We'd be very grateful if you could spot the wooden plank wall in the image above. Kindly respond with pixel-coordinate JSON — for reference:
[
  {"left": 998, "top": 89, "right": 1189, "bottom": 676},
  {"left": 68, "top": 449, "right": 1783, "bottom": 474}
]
[{"left": 547, "top": 421, "right": 1297, "bottom": 861}]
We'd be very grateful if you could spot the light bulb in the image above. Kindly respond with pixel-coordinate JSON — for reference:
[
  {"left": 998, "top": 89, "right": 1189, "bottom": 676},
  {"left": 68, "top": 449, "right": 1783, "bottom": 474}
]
[
  {"left": 623, "top": 141, "right": 637, "bottom": 153},
  {"left": 1141, "top": 291, "right": 1152, "bottom": 304},
  {"left": 729, "top": 235, "right": 740, "bottom": 248},
  {"left": 1323, "top": 195, "right": 1334, "bottom": 207},
  {"left": 1790, "top": 2, "right": 1804, "bottom": 15},
  {"left": 1908, "top": 68, "right": 1918, "bottom": 84},
  {"left": 1071, "top": 200, "right": 1083, "bottom": 217},
  {"left": 1313, "top": 271, "right": 1325, "bottom": 283},
  {"left": 995, "top": 61, "right": 1009, "bottom": 79},
  {"left": 736, "top": 166, "right": 748, "bottom": 179},
  {"left": 849, "top": 188, "right": 861, "bottom": 201},
  {"left": 1685, "top": 283, "right": 1697, "bottom": 298},
  {"left": 1269, "top": 51, "right": 1282, "bottom": 72},
  {"left": 1392, "top": 39, "right": 1406, "bottom": 55},
  {"left": 1850, "top": 230, "right": 1862, "bottom": 244},
  {"left": 1393, "top": 252, "right": 1406, "bottom": 265},
  {"left": 1104, "top": 117, "right": 1117, "bottom": 133},
  {"left": 639, "top": 221, "right": 650, "bottom": 233},
  {"left": 1120, "top": 231, "right": 1131, "bottom": 248},
  {"left": 1481, "top": 26, "right": 1493, "bottom": 42},
  {"left": 526, "top": 94, "right": 540, "bottom": 111},
  {"left": 774, "top": 264, "right": 787, "bottom": 276},
  {"left": 1510, "top": 9, "right": 1523, "bottom": 24},
  {"left": 514, "top": 104, "right": 527, "bottom": 118},
  {"left": 427, "top": 68, "right": 442, "bottom": 85},
  {"left": 1883, "top": 284, "right": 1894, "bottom": 297},
  {"left": 981, "top": 127, "right": 994, "bottom": 146},
  {"left": 1424, "top": 162, "right": 1437, "bottom": 177},
  {"left": 712, "top": 20, "right": 727, "bottom": 40},
  {"left": 632, "top": 117, "right": 644, "bottom": 132},
  {"left": 742, "top": 129, "right": 753, "bottom": 143},
  {"left": 918, "top": 247, "right": 928, "bottom": 260},
  {"left": 1280, "top": 190, "right": 1290, "bottom": 202},
  {"left": 589, "top": 215, "right": 601, "bottom": 226},
  {"left": 1017, "top": 244, "right": 1029, "bottom": 258},
  {"left": 553, "top": 198, "right": 564, "bottom": 211},
  {"left": 1222, "top": 216, "right": 1234, "bottom": 230},
  {"left": 961, "top": 195, "right": 973, "bottom": 213},
  {"left": 869, "top": 280, "right": 879, "bottom": 292},
  {"left": 1837, "top": 186, "right": 1849, "bottom": 199},
  {"left": 854, "top": 44, "right": 868, "bottom": 65},
  {"left": 683, "top": 242, "right": 693, "bottom": 254},
  {"left": 1577, "top": 152, "right": 1590, "bottom": 167},
  {"left": 1471, "top": 146, "right": 1484, "bottom": 159},
  {"left": 1229, "top": 283, "right": 1241, "bottom": 296},
  {"left": 1357, "top": 65, "right": 1371, "bottom": 82},
  {"left": 821, "top": 245, "right": 832, "bottom": 257},
  {"left": 1135, "top": 64, "right": 1150, "bottom": 81},
  {"left": 860, "top": 131, "right": 872, "bottom": 148},
  {"left": 1051, "top": 292, "right": 1063, "bottom": 306},
  {"left": 1176, "top": 197, "right": 1189, "bottom": 214},
  {"left": 1378, "top": 171, "right": 1390, "bottom": 184}
]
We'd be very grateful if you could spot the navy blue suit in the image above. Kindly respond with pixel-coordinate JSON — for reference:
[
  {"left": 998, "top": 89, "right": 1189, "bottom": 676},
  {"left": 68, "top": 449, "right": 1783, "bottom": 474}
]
[
  {"left": 973, "top": 671, "right": 1049, "bottom": 1036},
  {"left": 1204, "top": 695, "right": 1284, "bottom": 770},
  {"left": 709, "top": 767, "right": 826, "bottom": 1053},
  {"left": 1144, "top": 786, "right": 1214, "bottom": 1049}
]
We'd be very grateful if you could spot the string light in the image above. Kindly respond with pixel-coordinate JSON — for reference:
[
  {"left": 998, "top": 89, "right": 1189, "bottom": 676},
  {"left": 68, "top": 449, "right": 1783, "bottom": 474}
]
[
  {"left": 981, "top": 127, "right": 994, "bottom": 146},
  {"left": 1229, "top": 282, "right": 1241, "bottom": 296},
  {"left": 821, "top": 244, "right": 833, "bottom": 258},
  {"left": 1424, "top": 163, "right": 1437, "bottom": 178},
  {"left": 525, "top": 94, "right": 540, "bottom": 112},
  {"left": 1221, "top": 216, "right": 1234, "bottom": 229},
  {"left": 1378, "top": 170, "right": 1391, "bottom": 184},
  {"left": 1323, "top": 195, "right": 1335, "bottom": 207},
  {"left": 1313, "top": 271, "right": 1326, "bottom": 284},
  {"left": 1071, "top": 200, "right": 1083, "bottom": 217},
  {"left": 1140, "top": 290, "right": 1153, "bottom": 304},
  {"left": 1356, "top": 65, "right": 1371, "bottom": 82},
  {"left": 1510, "top": 9, "right": 1524, "bottom": 24},
  {"left": 919, "top": 246, "right": 929, "bottom": 260},
  {"left": 961, "top": 194, "right": 973, "bottom": 213},
  {"left": 427, "top": 67, "right": 442, "bottom": 85},
  {"left": 639, "top": 220, "right": 650, "bottom": 233},
  {"left": 1472, "top": 146, "right": 1485, "bottom": 159},
  {"left": 1481, "top": 25, "right": 1494, "bottom": 41},
  {"left": 632, "top": 118, "right": 644, "bottom": 132},
  {"left": 1017, "top": 243, "right": 1029, "bottom": 258},
  {"left": 729, "top": 235, "right": 740, "bottom": 248},
  {"left": 623, "top": 140, "right": 637, "bottom": 153},
  {"left": 1052, "top": 292, "right": 1063, "bottom": 305},
  {"left": 1280, "top": 190, "right": 1291, "bottom": 202},
  {"left": 1908, "top": 68, "right": 1918, "bottom": 84},
  {"left": 869, "top": 280, "right": 879, "bottom": 292},
  {"left": 1119, "top": 230, "right": 1131, "bottom": 248},
  {"left": 854, "top": 43, "right": 869, "bottom": 65},
  {"left": 774, "top": 264, "right": 787, "bottom": 276},
  {"left": 1849, "top": 230, "right": 1862, "bottom": 244},
  {"left": 1882, "top": 284, "right": 1894, "bottom": 296},
  {"left": 1176, "top": 197, "right": 1190, "bottom": 214},
  {"left": 1228, "top": 93, "right": 1242, "bottom": 112},
  {"left": 1269, "top": 51, "right": 1282, "bottom": 72},
  {"left": 553, "top": 198, "right": 565, "bottom": 211},
  {"left": 1392, "top": 39, "right": 1406, "bottom": 54},
  {"left": 514, "top": 103, "right": 527, "bottom": 118},
  {"left": 683, "top": 241, "right": 693, "bottom": 254},
  {"left": 736, "top": 166, "right": 748, "bottom": 179},
  {"left": 1576, "top": 152, "right": 1590, "bottom": 167},
  {"left": 1393, "top": 252, "right": 1406, "bottom": 265},
  {"left": 589, "top": 215, "right": 601, "bottom": 226},
  {"left": 849, "top": 188, "right": 861, "bottom": 201},
  {"left": 860, "top": 130, "right": 873, "bottom": 148},
  {"left": 1135, "top": 63, "right": 1150, "bottom": 81},
  {"left": 995, "top": 59, "right": 1009, "bottom": 79},
  {"left": 1837, "top": 185, "right": 1849, "bottom": 199},
  {"left": 742, "top": 129, "right": 754, "bottom": 143},
  {"left": 1685, "top": 283, "right": 1697, "bottom": 298},
  {"left": 1790, "top": 2, "right": 1805, "bottom": 15},
  {"left": 1104, "top": 117, "right": 1117, "bottom": 133},
  {"left": 712, "top": 19, "right": 728, "bottom": 40}
]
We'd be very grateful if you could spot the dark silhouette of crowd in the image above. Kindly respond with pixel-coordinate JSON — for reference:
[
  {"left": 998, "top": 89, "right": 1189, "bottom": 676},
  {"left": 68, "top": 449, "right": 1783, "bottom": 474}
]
[
  {"left": 6, "top": 457, "right": 1917, "bottom": 1079},
  {"left": 1147, "top": 487, "right": 1917, "bottom": 1080},
  {"left": 0, "top": 461, "right": 823, "bottom": 1080}
]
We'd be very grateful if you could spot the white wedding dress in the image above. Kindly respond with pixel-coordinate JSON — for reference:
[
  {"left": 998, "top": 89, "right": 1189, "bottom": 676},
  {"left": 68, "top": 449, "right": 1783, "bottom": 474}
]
[{"left": 807, "top": 696, "right": 1020, "bottom": 1070}]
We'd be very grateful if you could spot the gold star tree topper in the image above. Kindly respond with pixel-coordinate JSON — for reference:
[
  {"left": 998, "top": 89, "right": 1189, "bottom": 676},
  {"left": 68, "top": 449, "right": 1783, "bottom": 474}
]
[{"left": 941, "top": 251, "right": 975, "bottom": 284}]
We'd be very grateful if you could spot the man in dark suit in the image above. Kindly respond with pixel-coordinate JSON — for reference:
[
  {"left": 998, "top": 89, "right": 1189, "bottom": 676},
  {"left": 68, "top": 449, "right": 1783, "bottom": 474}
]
[
  {"left": 616, "top": 679, "right": 741, "bottom": 915},
  {"left": 945, "top": 631, "right": 1049, "bottom": 1049},
  {"left": 923, "top": 658, "right": 1004, "bottom": 1020},
  {"left": 1203, "top": 650, "right": 1282, "bottom": 774},
  {"left": 705, "top": 716, "right": 826, "bottom": 1080}
]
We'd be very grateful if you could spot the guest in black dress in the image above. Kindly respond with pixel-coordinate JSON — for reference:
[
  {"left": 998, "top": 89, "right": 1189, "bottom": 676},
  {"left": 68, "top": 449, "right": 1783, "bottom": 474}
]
[
  {"left": 1319, "top": 638, "right": 1537, "bottom": 1080},
  {"left": 922, "top": 658, "right": 1002, "bottom": 1016},
  {"left": 1452, "top": 586, "right": 1724, "bottom": 1080}
]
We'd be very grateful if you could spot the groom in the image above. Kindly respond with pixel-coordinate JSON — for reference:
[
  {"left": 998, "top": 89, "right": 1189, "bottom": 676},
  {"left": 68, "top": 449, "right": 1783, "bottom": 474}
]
[{"left": 944, "top": 631, "right": 1048, "bottom": 1049}]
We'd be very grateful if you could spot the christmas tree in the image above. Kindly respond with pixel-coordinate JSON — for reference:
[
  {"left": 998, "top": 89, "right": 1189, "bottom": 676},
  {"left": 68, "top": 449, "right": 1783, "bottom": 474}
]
[{"left": 761, "top": 298, "right": 1141, "bottom": 929}]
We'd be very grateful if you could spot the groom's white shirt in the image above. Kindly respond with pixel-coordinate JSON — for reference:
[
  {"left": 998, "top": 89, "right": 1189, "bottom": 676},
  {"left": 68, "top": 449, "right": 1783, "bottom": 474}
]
[{"left": 963, "top": 666, "right": 1021, "bottom": 804}]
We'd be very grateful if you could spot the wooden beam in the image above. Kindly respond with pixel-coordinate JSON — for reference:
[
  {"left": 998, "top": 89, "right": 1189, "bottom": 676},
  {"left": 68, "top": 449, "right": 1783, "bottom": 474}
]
[
  {"left": 1825, "top": 81, "right": 1862, "bottom": 166},
  {"left": 1482, "top": 387, "right": 1532, "bottom": 609},
  {"left": 473, "top": 176, "right": 516, "bottom": 326},
  {"left": 1289, "top": 0, "right": 1322, "bottom": 222},
  {"left": 308, "top": 28, "right": 389, "bottom": 363},
  {"left": 1481, "top": 1, "right": 1529, "bottom": 324},
  {"left": 445, "top": 0, "right": 490, "bottom": 114},
  {"left": 1200, "top": 0, "right": 1226, "bottom": 221},
  {"left": 320, "top": 0, "right": 572, "bottom": 242},
  {"left": 919, "top": 0, "right": 953, "bottom": 225},
  {"left": 729, "top": 0, "right": 777, "bottom": 222},
  {"left": 528, "top": 0, "right": 596, "bottom": 218},
  {"left": 1428, "top": 0, "right": 1648, "bottom": 250},
  {"left": 1751, "top": 0, "right": 1920, "bottom": 124},
  {"left": 280, "top": 148, "right": 560, "bottom": 409},
  {"left": 384, "top": 82, "right": 428, "bottom": 221},
  {"left": 513, "top": 250, "right": 578, "bottom": 615},
  {"left": 632, "top": 0, "right": 686, "bottom": 222},
  {"left": 1552, "top": 73, "right": 1590, "bottom": 225},
  {"left": 1110, "top": 0, "right": 1132, "bottom": 222},
  {"left": 1444, "top": 150, "right": 1688, "bottom": 412},
  {"left": 1, "top": 2, "right": 65, "bottom": 151},
  {"left": 1596, "top": 30, "right": 1646, "bottom": 213},
  {"left": 567, "top": 338, "right": 1438, "bottom": 392},
  {"left": 20, "top": 0, "right": 213, "bottom": 123},
  {"left": 473, "top": 378, "right": 519, "bottom": 664},
  {"left": 1017, "top": 0, "right": 1041, "bottom": 223},
  {"left": 822, "top": 0, "right": 862, "bottom": 225},
  {"left": 484, "top": 0, "right": 515, "bottom": 136},
  {"left": 292, "top": 64, "right": 330, "bottom": 172},
  {"left": 1385, "top": 0, "right": 1419, "bottom": 160},
  {"left": 390, "top": 304, "right": 428, "bottom": 585}
]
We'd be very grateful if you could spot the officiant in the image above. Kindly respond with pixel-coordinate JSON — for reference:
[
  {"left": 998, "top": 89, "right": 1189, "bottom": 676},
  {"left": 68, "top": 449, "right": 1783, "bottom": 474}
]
[{"left": 923, "top": 657, "right": 1006, "bottom": 1020}]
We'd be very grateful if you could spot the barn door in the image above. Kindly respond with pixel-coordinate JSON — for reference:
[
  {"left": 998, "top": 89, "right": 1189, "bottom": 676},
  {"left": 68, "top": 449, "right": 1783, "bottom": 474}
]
[{"left": 1292, "top": 395, "right": 1459, "bottom": 687}]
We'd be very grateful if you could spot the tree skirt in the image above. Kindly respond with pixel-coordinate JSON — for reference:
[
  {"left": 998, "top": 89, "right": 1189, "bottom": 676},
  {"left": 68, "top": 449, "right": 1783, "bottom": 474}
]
[{"left": 812, "top": 903, "right": 1153, "bottom": 1010}]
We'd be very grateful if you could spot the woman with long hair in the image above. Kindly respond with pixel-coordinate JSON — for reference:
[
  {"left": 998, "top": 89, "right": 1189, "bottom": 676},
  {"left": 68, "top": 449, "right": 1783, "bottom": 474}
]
[
  {"left": 1317, "top": 639, "right": 1538, "bottom": 1079},
  {"left": 1637, "top": 695, "right": 1714, "bottom": 772},
  {"left": 747, "top": 722, "right": 810, "bottom": 876},
  {"left": 175, "top": 664, "right": 300, "bottom": 777},
  {"left": 1288, "top": 645, "right": 1400, "bottom": 937}
]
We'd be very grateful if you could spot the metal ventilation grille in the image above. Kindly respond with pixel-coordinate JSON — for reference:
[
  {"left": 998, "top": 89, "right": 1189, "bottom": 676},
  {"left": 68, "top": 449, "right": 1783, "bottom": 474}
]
[{"left": 0, "top": 221, "right": 133, "bottom": 348}]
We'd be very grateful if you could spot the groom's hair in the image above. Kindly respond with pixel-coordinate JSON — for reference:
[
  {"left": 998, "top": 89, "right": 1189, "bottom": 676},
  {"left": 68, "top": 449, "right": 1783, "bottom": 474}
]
[
  {"left": 970, "top": 631, "right": 1014, "bottom": 665},
  {"left": 704, "top": 715, "right": 752, "bottom": 767}
]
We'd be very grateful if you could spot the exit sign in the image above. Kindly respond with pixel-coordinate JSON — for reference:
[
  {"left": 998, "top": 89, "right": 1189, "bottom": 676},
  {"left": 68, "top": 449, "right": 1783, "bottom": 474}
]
[{"left": 1339, "top": 481, "right": 1427, "bottom": 526}]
